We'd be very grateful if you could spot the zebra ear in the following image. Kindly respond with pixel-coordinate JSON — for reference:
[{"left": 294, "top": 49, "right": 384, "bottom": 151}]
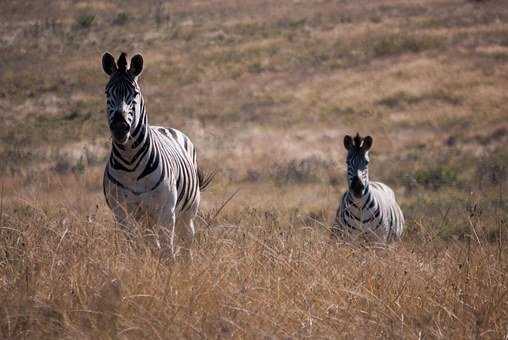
[
  {"left": 129, "top": 54, "right": 143, "bottom": 77},
  {"left": 102, "top": 52, "right": 117, "bottom": 76},
  {"left": 362, "top": 136, "right": 373, "bottom": 151},
  {"left": 344, "top": 135, "right": 353, "bottom": 150}
]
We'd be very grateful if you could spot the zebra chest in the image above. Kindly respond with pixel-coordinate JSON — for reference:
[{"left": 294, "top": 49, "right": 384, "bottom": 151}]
[
  {"left": 105, "top": 175, "right": 175, "bottom": 215},
  {"left": 341, "top": 202, "right": 385, "bottom": 231}
]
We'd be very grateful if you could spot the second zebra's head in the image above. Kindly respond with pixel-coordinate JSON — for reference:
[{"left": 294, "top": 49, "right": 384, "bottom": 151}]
[
  {"left": 102, "top": 52, "right": 144, "bottom": 145},
  {"left": 343, "top": 133, "right": 373, "bottom": 198}
]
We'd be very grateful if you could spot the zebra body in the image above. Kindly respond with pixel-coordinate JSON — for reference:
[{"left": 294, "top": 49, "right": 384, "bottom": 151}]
[
  {"left": 333, "top": 134, "right": 404, "bottom": 242},
  {"left": 101, "top": 52, "right": 210, "bottom": 256},
  {"left": 103, "top": 126, "right": 200, "bottom": 221}
]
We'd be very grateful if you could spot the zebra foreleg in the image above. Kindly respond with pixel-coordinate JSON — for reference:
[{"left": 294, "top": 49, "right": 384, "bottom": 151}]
[
  {"left": 153, "top": 212, "right": 176, "bottom": 259},
  {"left": 111, "top": 203, "right": 137, "bottom": 239},
  {"left": 175, "top": 215, "right": 196, "bottom": 262}
]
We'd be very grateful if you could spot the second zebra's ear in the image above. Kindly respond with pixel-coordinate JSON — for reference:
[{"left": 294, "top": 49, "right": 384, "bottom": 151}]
[
  {"left": 129, "top": 54, "right": 143, "bottom": 77},
  {"left": 102, "top": 52, "right": 117, "bottom": 75},
  {"left": 344, "top": 135, "right": 353, "bottom": 150},
  {"left": 362, "top": 136, "right": 373, "bottom": 151}
]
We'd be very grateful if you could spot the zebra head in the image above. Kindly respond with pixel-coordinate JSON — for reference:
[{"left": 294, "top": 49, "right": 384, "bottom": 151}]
[
  {"left": 344, "top": 133, "right": 373, "bottom": 198},
  {"left": 102, "top": 52, "right": 144, "bottom": 145}
]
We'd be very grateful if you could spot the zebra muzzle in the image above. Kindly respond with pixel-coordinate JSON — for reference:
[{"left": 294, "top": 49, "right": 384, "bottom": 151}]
[
  {"left": 351, "top": 176, "right": 365, "bottom": 197},
  {"left": 110, "top": 119, "right": 130, "bottom": 142}
]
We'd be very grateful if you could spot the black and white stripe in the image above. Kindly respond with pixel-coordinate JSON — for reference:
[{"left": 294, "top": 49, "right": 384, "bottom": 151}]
[
  {"left": 333, "top": 133, "right": 404, "bottom": 241},
  {"left": 101, "top": 52, "right": 212, "bottom": 255}
]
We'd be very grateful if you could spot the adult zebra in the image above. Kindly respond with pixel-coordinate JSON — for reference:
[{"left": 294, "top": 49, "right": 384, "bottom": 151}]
[
  {"left": 101, "top": 52, "right": 212, "bottom": 257},
  {"left": 332, "top": 133, "right": 404, "bottom": 242}
]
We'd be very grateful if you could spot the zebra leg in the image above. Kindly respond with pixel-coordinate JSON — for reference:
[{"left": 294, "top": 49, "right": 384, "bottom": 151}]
[
  {"left": 152, "top": 211, "right": 176, "bottom": 259},
  {"left": 154, "top": 189, "right": 178, "bottom": 259},
  {"left": 111, "top": 203, "right": 136, "bottom": 239},
  {"left": 167, "top": 212, "right": 177, "bottom": 259},
  {"left": 175, "top": 215, "right": 196, "bottom": 261}
]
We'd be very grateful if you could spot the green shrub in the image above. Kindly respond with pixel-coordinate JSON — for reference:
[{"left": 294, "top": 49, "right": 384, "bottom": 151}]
[
  {"left": 475, "top": 149, "right": 508, "bottom": 187},
  {"left": 75, "top": 14, "right": 95, "bottom": 29},
  {"left": 73, "top": 156, "right": 87, "bottom": 175},
  {"left": 113, "top": 12, "right": 129, "bottom": 26},
  {"left": 377, "top": 91, "right": 419, "bottom": 109},
  {"left": 247, "top": 62, "right": 264, "bottom": 74},
  {"left": 369, "top": 33, "right": 443, "bottom": 58},
  {"left": 377, "top": 90, "right": 461, "bottom": 109},
  {"left": 415, "top": 166, "right": 458, "bottom": 190}
]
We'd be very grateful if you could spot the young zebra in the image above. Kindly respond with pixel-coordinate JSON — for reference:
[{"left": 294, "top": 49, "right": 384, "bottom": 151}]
[
  {"left": 101, "top": 52, "right": 212, "bottom": 257},
  {"left": 333, "top": 133, "right": 404, "bottom": 242}
]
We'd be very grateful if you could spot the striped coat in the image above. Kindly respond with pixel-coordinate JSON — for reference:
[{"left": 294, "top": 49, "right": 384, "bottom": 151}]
[
  {"left": 101, "top": 52, "right": 212, "bottom": 257},
  {"left": 332, "top": 134, "right": 404, "bottom": 242},
  {"left": 334, "top": 182, "right": 404, "bottom": 241}
]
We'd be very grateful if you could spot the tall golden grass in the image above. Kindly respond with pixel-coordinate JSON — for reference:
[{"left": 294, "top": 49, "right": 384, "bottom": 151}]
[{"left": 0, "top": 172, "right": 506, "bottom": 339}]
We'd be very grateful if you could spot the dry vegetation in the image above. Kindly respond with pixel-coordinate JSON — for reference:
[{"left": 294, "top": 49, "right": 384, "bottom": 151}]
[{"left": 0, "top": 0, "right": 507, "bottom": 338}]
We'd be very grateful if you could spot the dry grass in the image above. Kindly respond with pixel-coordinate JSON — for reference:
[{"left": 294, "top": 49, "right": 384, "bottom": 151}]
[
  {"left": 1, "top": 0, "right": 508, "bottom": 338},
  {"left": 1, "top": 173, "right": 507, "bottom": 339}
]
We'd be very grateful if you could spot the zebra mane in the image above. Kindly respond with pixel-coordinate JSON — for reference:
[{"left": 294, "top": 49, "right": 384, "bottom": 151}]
[
  {"left": 117, "top": 52, "right": 128, "bottom": 72},
  {"left": 105, "top": 70, "right": 137, "bottom": 93},
  {"left": 345, "top": 133, "right": 372, "bottom": 153},
  {"left": 353, "top": 133, "right": 363, "bottom": 149}
]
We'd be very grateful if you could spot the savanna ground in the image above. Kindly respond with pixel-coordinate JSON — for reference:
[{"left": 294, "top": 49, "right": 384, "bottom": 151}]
[{"left": 1, "top": 0, "right": 507, "bottom": 338}]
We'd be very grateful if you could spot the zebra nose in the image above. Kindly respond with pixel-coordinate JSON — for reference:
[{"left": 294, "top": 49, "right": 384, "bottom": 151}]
[
  {"left": 111, "top": 118, "right": 129, "bottom": 134},
  {"left": 351, "top": 176, "right": 364, "bottom": 197},
  {"left": 111, "top": 111, "right": 129, "bottom": 133},
  {"left": 351, "top": 176, "right": 362, "bottom": 187}
]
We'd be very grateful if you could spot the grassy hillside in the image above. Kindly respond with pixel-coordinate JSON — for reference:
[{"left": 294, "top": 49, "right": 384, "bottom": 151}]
[{"left": 0, "top": 0, "right": 507, "bottom": 338}]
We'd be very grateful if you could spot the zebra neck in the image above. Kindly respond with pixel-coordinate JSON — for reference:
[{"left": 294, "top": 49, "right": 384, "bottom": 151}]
[
  {"left": 342, "top": 183, "right": 383, "bottom": 231},
  {"left": 348, "top": 183, "right": 372, "bottom": 207}
]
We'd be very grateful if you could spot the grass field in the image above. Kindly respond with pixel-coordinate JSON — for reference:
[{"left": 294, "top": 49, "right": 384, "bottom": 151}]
[{"left": 1, "top": 0, "right": 507, "bottom": 338}]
